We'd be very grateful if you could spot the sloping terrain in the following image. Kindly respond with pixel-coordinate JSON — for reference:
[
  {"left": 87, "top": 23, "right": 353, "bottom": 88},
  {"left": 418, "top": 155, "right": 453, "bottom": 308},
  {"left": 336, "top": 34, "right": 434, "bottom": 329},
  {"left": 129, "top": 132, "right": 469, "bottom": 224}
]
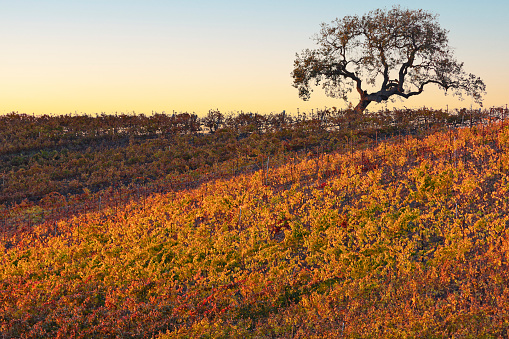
[{"left": 2, "top": 122, "right": 509, "bottom": 338}]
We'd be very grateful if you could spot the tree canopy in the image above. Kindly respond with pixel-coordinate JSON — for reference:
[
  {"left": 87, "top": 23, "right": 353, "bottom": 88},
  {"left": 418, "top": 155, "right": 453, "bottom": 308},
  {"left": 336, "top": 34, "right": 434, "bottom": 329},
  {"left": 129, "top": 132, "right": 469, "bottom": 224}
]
[{"left": 292, "top": 6, "right": 486, "bottom": 113}]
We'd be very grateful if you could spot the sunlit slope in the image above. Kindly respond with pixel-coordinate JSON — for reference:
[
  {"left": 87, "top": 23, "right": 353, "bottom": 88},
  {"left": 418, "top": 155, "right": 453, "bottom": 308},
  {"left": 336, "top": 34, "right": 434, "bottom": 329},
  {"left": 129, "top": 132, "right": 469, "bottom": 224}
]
[{"left": 2, "top": 123, "right": 509, "bottom": 338}]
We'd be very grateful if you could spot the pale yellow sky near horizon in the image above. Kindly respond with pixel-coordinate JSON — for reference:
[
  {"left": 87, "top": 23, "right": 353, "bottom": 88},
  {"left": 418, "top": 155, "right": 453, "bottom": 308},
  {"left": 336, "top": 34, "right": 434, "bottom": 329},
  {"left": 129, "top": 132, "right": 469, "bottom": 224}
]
[{"left": 1, "top": 1, "right": 507, "bottom": 117}]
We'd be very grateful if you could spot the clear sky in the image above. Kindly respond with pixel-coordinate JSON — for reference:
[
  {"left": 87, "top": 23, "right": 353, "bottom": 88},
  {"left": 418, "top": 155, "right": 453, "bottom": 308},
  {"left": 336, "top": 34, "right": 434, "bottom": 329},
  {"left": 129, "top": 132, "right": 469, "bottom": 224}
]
[{"left": 1, "top": 0, "right": 507, "bottom": 116}]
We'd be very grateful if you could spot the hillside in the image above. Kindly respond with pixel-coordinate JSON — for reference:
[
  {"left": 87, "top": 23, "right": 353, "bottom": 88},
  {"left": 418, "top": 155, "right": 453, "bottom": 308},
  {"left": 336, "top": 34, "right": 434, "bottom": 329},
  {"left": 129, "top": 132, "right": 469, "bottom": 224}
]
[
  {"left": 0, "top": 107, "right": 487, "bottom": 208},
  {"left": 2, "top": 119, "right": 509, "bottom": 338},
  {"left": 1, "top": 108, "right": 496, "bottom": 241}
]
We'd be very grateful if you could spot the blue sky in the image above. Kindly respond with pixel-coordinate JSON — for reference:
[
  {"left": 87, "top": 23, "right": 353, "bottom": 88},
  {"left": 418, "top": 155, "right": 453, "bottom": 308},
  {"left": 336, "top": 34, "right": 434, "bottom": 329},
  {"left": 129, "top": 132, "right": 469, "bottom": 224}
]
[{"left": 1, "top": 0, "right": 507, "bottom": 115}]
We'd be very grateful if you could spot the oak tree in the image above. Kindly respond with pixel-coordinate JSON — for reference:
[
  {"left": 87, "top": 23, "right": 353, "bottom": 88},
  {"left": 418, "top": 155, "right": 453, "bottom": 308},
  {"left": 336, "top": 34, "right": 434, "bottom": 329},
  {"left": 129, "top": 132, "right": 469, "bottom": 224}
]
[{"left": 292, "top": 6, "right": 486, "bottom": 113}]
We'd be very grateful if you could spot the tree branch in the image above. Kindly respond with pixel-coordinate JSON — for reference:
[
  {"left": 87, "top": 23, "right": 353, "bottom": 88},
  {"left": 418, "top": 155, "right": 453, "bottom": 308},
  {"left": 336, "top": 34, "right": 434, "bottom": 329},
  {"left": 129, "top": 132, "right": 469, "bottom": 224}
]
[{"left": 395, "top": 79, "right": 448, "bottom": 98}]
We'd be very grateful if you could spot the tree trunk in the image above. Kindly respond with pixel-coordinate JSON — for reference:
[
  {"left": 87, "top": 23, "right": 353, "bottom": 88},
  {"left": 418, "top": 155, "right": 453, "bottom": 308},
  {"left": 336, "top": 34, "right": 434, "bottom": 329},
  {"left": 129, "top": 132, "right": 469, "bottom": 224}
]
[{"left": 354, "top": 98, "right": 371, "bottom": 114}]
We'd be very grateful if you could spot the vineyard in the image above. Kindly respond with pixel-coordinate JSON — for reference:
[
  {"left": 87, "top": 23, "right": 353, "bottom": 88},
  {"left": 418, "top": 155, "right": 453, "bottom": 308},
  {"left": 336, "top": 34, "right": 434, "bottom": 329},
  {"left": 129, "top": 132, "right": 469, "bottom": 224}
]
[
  {"left": 1, "top": 107, "right": 509, "bottom": 337},
  {"left": 0, "top": 107, "right": 502, "bottom": 235}
]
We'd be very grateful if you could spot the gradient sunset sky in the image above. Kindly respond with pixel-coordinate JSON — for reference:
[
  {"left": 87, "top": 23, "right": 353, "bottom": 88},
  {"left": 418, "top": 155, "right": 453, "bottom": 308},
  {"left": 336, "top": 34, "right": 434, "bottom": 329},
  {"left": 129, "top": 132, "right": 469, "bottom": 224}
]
[{"left": 1, "top": 0, "right": 507, "bottom": 116}]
